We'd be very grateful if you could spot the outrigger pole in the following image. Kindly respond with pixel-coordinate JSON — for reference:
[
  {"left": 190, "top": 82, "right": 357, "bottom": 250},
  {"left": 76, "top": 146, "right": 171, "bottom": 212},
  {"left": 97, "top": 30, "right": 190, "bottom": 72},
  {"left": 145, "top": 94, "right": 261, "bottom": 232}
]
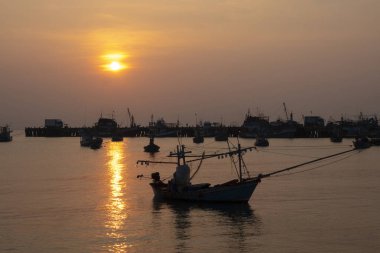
[{"left": 259, "top": 148, "right": 358, "bottom": 179}]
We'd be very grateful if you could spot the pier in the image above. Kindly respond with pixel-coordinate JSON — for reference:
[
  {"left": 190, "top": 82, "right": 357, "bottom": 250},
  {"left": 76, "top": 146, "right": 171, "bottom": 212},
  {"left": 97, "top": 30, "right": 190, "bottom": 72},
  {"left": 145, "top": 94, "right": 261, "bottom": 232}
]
[{"left": 24, "top": 114, "right": 380, "bottom": 139}]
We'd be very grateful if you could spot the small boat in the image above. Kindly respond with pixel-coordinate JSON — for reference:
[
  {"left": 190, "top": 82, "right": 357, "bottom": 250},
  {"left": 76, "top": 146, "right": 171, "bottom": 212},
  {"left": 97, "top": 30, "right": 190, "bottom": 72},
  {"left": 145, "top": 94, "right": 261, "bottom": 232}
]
[
  {"left": 111, "top": 133, "right": 123, "bottom": 142},
  {"left": 193, "top": 135, "right": 204, "bottom": 144},
  {"left": 214, "top": 128, "right": 228, "bottom": 142},
  {"left": 0, "top": 125, "right": 12, "bottom": 142},
  {"left": 329, "top": 127, "right": 343, "bottom": 143},
  {"left": 90, "top": 137, "right": 103, "bottom": 149},
  {"left": 330, "top": 135, "right": 343, "bottom": 143},
  {"left": 144, "top": 137, "right": 160, "bottom": 153},
  {"left": 80, "top": 131, "right": 93, "bottom": 147},
  {"left": 353, "top": 137, "right": 371, "bottom": 149},
  {"left": 193, "top": 127, "right": 204, "bottom": 144},
  {"left": 255, "top": 137, "right": 269, "bottom": 147},
  {"left": 370, "top": 138, "right": 380, "bottom": 146}
]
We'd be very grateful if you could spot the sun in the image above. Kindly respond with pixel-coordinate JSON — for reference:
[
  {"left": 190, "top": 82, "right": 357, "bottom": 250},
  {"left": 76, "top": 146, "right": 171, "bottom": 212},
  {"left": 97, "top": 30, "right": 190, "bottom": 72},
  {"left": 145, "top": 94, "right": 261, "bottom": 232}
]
[
  {"left": 101, "top": 53, "right": 129, "bottom": 72},
  {"left": 107, "top": 61, "right": 126, "bottom": 72}
]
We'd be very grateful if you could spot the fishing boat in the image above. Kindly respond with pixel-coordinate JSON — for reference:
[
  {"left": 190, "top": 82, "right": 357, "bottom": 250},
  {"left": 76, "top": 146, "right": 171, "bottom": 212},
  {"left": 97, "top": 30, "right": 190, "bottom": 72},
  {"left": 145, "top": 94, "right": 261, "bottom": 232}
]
[
  {"left": 0, "top": 125, "right": 12, "bottom": 142},
  {"left": 95, "top": 117, "right": 118, "bottom": 137},
  {"left": 79, "top": 130, "right": 93, "bottom": 147},
  {"left": 329, "top": 126, "right": 343, "bottom": 143},
  {"left": 90, "top": 137, "right": 103, "bottom": 149},
  {"left": 193, "top": 127, "right": 204, "bottom": 144},
  {"left": 111, "top": 132, "right": 123, "bottom": 142},
  {"left": 370, "top": 138, "right": 380, "bottom": 146},
  {"left": 144, "top": 136, "right": 160, "bottom": 153},
  {"left": 353, "top": 137, "right": 371, "bottom": 149},
  {"left": 239, "top": 111, "right": 270, "bottom": 138},
  {"left": 138, "top": 143, "right": 260, "bottom": 202},
  {"left": 330, "top": 135, "right": 343, "bottom": 143},
  {"left": 255, "top": 136, "right": 269, "bottom": 147},
  {"left": 137, "top": 140, "right": 361, "bottom": 203},
  {"left": 214, "top": 127, "right": 228, "bottom": 142}
]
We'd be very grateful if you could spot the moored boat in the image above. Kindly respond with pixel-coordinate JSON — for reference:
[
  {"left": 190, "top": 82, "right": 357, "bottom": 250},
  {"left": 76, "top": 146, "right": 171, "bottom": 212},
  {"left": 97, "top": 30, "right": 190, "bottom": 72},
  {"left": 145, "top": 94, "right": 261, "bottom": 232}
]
[
  {"left": 90, "top": 137, "right": 103, "bottom": 149},
  {"left": 214, "top": 127, "right": 228, "bottom": 141},
  {"left": 0, "top": 125, "right": 12, "bottom": 142},
  {"left": 137, "top": 139, "right": 363, "bottom": 203},
  {"left": 330, "top": 135, "right": 343, "bottom": 143},
  {"left": 239, "top": 111, "right": 270, "bottom": 138},
  {"left": 370, "top": 138, "right": 380, "bottom": 146},
  {"left": 95, "top": 117, "right": 118, "bottom": 137},
  {"left": 80, "top": 130, "right": 93, "bottom": 147},
  {"left": 138, "top": 143, "right": 261, "bottom": 202},
  {"left": 192, "top": 127, "right": 204, "bottom": 144},
  {"left": 144, "top": 136, "right": 160, "bottom": 153},
  {"left": 353, "top": 137, "right": 371, "bottom": 149},
  {"left": 255, "top": 136, "right": 269, "bottom": 147},
  {"left": 111, "top": 132, "right": 123, "bottom": 142}
]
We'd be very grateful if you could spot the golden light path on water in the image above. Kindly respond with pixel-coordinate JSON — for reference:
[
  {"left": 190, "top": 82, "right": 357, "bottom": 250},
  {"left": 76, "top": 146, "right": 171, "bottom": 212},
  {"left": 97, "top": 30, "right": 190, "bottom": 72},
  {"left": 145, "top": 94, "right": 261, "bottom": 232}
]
[{"left": 105, "top": 141, "right": 131, "bottom": 252}]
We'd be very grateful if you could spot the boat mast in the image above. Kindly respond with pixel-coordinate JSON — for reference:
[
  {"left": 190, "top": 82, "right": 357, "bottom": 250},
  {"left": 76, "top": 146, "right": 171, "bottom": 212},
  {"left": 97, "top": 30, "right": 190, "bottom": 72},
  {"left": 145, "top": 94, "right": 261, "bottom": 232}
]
[
  {"left": 175, "top": 145, "right": 188, "bottom": 166},
  {"left": 237, "top": 142, "right": 243, "bottom": 182},
  {"left": 176, "top": 145, "right": 181, "bottom": 166}
]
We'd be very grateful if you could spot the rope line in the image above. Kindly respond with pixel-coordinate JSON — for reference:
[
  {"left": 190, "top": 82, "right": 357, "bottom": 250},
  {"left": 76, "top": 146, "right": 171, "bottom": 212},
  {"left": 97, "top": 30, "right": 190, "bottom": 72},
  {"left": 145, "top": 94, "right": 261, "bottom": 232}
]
[{"left": 266, "top": 150, "right": 359, "bottom": 178}]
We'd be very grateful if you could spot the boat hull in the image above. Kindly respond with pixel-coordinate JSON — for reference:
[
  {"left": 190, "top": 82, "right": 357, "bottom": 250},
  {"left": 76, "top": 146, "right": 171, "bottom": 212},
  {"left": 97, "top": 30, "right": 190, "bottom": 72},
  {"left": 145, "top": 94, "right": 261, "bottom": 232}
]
[{"left": 150, "top": 179, "right": 260, "bottom": 203}]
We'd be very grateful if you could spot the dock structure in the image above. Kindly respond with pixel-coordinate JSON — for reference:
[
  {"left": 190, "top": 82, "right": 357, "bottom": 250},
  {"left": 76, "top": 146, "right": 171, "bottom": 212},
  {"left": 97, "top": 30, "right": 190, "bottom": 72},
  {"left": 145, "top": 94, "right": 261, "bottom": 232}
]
[
  {"left": 24, "top": 126, "right": 241, "bottom": 138},
  {"left": 24, "top": 114, "right": 380, "bottom": 138},
  {"left": 25, "top": 127, "right": 82, "bottom": 137}
]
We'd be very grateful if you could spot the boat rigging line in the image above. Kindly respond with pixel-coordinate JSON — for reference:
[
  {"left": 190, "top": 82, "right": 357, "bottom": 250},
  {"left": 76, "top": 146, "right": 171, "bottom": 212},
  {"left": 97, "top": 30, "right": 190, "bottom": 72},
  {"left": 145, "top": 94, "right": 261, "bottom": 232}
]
[
  {"left": 258, "top": 148, "right": 358, "bottom": 179},
  {"left": 267, "top": 144, "right": 353, "bottom": 149},
  {"left": 190, "top": 151, "right": 205, "bottom": 180},
  {"left": 270, "top": 151, "right": 358, "bottom": 178}
]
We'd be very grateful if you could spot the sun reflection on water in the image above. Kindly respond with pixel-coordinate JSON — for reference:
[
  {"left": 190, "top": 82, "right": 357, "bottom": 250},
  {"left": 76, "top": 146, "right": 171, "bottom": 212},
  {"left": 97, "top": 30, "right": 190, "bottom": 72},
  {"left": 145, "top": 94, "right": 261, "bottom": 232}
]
[{"left": 105, "top": 141, "right": 131, "bottom": 252}]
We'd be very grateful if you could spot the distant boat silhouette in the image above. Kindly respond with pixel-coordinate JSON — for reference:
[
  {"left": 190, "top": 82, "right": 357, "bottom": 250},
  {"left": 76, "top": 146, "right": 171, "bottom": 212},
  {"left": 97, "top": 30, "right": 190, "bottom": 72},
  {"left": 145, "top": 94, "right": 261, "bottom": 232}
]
[
  {"left": 193, "top": 127, "right": 204, "bottom": 144},
  {"left": 255, "top": 136, "right": 269, "bottom": 147},
  {"left": 0, "top": 125, "right": 12, "bottom": 142},
  {"left": 90, "top": 137, "right": 103, "bottom": 149},
  {"left": 144, "top": 136, "right": 160, "bottom": 153}
]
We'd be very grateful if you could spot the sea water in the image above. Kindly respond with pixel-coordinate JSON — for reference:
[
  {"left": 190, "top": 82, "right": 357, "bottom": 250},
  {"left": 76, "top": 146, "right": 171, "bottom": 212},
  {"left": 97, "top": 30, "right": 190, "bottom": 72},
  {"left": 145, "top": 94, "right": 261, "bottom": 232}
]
[{"left": 1, "top": 131, "right": 379, "bottom": 252}]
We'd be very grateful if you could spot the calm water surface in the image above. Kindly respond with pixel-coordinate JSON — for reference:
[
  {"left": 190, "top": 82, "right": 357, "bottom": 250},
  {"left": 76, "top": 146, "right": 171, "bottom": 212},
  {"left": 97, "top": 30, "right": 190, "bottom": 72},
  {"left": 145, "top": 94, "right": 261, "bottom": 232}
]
[{"left": 1, "top": 131, "right": 379, "bottom": 252}]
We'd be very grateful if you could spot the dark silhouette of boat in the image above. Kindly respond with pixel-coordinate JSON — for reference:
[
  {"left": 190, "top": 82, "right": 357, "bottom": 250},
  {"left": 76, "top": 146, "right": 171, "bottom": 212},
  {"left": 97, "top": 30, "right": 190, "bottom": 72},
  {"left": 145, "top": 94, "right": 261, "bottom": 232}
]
[
  {"left": 137, "top": 139, "right": 365, "bottom": 203},
  {"left": 239, "top": 111, "right": 270, "bottom": 138},
  {"left": 214, "top": 127, "right": 228, "bottom": 141},
  {"left": 255, "top": 136, "right": 269, "bottom": 147},
  {"left": 79, "top": 130, "right": 93, "bottom": 147},
  {"left": 353, "top": 137, "right": 371, "bottom": 149},
  {"left": 95, "top": 117, "right": 118, "bottom": 137},
  {"left": 0, "top": 125, "right": 12, "bottom": 142},
  {"left": 193, "top": 127, "right": 204, "bottom": 144},
  {"left": 330, "top": 135, "right": 343, "bottom": 143},
  {"left": 138, "top": 143, "right": 260, "bottom": 202},
  {"left": 371, "top": 138, "right": 380, "bottom": 146},
  {"left": 111, "top": 132, "right": 123, "bottom": 142},
  {"left": 144, "top": 137, "right": 160, "bottom": 153},
  {"left": 90, "top": 137, "right": 103, "bottom": 149}
]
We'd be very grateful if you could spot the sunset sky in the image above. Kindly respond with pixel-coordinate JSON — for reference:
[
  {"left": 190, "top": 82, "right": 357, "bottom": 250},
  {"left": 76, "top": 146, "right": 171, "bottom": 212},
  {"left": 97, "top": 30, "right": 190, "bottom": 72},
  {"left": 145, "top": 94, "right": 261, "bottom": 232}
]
[{"left": 1, "top": 1, "right": 379, "bottom": 128}]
